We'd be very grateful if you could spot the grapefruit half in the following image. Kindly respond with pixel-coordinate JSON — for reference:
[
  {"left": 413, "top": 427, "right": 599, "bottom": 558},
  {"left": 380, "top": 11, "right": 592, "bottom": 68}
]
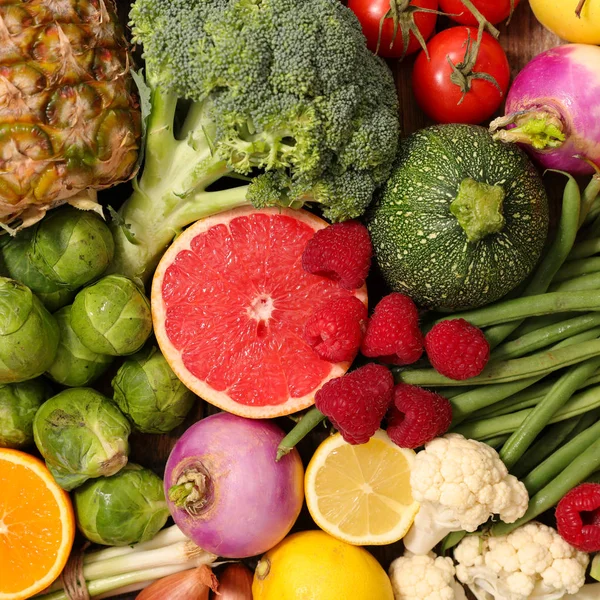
[{"left": 152, "top": 207, "right": 368, "bottom": 419}]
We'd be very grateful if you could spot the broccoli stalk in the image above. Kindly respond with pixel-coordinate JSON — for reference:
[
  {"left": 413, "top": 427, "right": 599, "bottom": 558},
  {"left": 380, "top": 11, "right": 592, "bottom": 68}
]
[
  {"left": 109, "top": 0, "right": 400, "bottom": 284},
  {"left": 109, "top": 89, "right": 251, "bottom": 282}
]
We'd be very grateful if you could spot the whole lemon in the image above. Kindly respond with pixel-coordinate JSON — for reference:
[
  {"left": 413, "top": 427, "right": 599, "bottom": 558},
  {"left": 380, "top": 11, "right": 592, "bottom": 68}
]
[
  {"left": 252, "top": 530, "right": 394, "bottom": 600},
  {"left": 529, "top": 0, "right": 600, "bottom": 44}
]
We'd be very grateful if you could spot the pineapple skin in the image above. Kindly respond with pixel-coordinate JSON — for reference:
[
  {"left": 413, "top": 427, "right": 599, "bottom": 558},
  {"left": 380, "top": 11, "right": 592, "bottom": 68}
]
[{"left": 0, "top": 0, "right": 142, "bottom": 226}]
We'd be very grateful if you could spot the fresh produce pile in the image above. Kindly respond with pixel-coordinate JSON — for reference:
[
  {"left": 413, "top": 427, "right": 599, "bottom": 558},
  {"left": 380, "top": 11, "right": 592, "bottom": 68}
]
[{"left": 1, "top": 1, "right": 600, "bottom": 600}]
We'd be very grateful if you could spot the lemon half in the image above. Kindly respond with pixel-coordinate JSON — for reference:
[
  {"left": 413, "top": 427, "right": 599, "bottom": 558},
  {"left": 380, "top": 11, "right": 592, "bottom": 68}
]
[{"left": 305, "top": 429, "right": 420, "bottom": 545}]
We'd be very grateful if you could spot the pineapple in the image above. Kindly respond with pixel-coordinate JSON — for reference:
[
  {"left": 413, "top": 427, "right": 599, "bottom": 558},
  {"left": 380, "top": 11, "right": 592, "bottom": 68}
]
[{"left": 0, "top": 0, "right": 141, "bottom": 228}]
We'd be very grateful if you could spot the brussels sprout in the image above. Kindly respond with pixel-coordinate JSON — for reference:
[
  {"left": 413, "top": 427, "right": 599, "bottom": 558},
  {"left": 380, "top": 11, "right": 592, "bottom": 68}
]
[
  {"left": 0, "top": 229, "right": 62, "bottom": 294},
  {"left": 0, "top": 231, "right": 76, "bottom": 312},
  {"left": 0, "top": 277, "right": 60, "bottom": 383},
  {"left": 0, "top": 378, "right": 52, "bottom": 448},
  {"left": 30, "top": 206, "right": 115, "bottom": 290},
  {"left": 71, "top": 275, "right": 152, "bottom": 356},
  {"left": 33, "top": 388, "right": 131, "bottom": 491},
  {"left": 36, "top": 288, "right": 77, "bottom": 313},
  {"left": 112, "top": 346, "right": 195, "bottom": 434},
  {"left": 46, "top": 306, "right": 113, "bottom": 387},
  {"left": 74, "top": 464, "right": 169, "bottom": 546}
]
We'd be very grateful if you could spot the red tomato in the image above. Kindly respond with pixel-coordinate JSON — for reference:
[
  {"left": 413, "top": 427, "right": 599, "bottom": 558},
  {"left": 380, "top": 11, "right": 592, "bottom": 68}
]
[
  {"left": 348, "top": 0, "right": 439, "bottom": 58},
  {"left": 412, "top": 26, "right": 510, "bottom": 124},
  {"left": 439, "top": 0, "right": 521, "bottom": 27}
]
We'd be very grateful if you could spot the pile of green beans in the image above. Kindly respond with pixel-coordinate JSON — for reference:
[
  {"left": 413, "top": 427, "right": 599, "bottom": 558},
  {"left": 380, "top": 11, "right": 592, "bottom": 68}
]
[{"left": 400, "top": 174, "right": 600, "bottom": 541}]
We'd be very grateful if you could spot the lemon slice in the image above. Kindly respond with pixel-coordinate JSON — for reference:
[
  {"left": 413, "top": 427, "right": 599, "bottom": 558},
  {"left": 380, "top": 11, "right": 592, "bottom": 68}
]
[{"left": 305, "top": 429, "right": 420, "bottom": 545}]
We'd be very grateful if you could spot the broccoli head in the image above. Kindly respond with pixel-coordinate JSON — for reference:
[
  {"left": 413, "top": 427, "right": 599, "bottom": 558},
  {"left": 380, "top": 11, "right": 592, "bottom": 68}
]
[{"left": 112, "top": 0, "right": 399, "bottom": 281}]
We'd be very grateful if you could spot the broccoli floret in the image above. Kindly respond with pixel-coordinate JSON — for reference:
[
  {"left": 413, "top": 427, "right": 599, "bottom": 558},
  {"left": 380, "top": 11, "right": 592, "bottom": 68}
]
[{"left": 111, "top": 0, "right": 399, "bottom": 282}]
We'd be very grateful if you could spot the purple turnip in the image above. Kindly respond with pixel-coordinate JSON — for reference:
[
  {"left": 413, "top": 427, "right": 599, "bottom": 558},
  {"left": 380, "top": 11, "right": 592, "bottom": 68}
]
[
  {"left": 164, "top": 412, "right": 304, "bottom": 558},
  {"left": 490, "top": 44, "right": 600, "bottom": 175}
]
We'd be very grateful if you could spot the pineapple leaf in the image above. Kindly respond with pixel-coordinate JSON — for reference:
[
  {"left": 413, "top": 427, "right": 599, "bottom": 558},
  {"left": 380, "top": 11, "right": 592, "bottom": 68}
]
[{"left": 131, "top": 70, "right": 153, "bottom": 170}]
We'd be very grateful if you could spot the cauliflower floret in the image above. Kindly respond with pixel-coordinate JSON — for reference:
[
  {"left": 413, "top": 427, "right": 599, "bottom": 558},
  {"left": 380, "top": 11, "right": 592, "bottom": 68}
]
[
  {"left": 404, "top": 434, "right": 529, "bottom": 555},
  {"left": 389, "top": 552, "right": 467, "bottom": 600},
  {"left": 454, "top": 522, "right": 589, "bottom": 600}
]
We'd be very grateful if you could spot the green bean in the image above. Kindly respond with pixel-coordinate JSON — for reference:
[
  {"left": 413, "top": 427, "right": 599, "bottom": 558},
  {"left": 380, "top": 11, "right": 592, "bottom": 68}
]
[
  {"left": 518, "top": 411, "right": 600, "bottom": 493},
  {"left": 451, "top": 377, "right": 543, "bottom": 425},
  {"left": 549, "top": 272, "right": 600, "bottom": 293},
  {"left": 452, "top": 385, "right": 600, "bottom": 440},
  {"left": 493, "top": 435, "right": 600, "bottom": 537},
  {"left": 509, "top": 416, "right": 586, "bottom": 480},
  {"left": 275, "top": 407, "right": 326, "bottom": 461},
  {"left": 552, "top": 257, "right": 600, "bottom": 283},
  {"left": 481, "top": 175, "right": 581, "bottom": 348},
  {"left": 441, "top": 530, "right": 467, "bottom": 553},
  {"left": 504, "top": 313, "right": 581, "bottom": 340},
  {"left": 491, "top": 314, "right": 600, "bottom": 362},
  {"left": 467, "top": 384, "right": 552, "bottom": 421},
  {"left": 436, "top": 290, "right": 600, "bottom": 330},
  {"left": 567, "top": 238, "right": 600, "bottom": 261},
  {"left": 586, "top": 212, "right": 600, "bottom": 241},
  {"left": 500, "top": 355, "right": 600, "bottom": 469},
  {"left": 439, "top": 386, "right": 473, "bottom": 399},
  {"left": 586, "top": 471, "right": 600, "bottom": 485},
  {"left": 579, "top": 175, "right": 600, "bottom": 227},
  {"left": 584, "top": 199, "right": 600, "bottom": 225},
  {"left": 584, "top": 202, "right": 600, "bottom": 227},
  {"left": 399, "top": 338, "right": 600, "bottom": 387},
  {"left": 477, "top": 393, "right": 544, "bottom": 418},
  {"left": 472, "top": 364, "right": 600, "bottom": 421},
  {"left": 483, "top": 434, "right": 511, "bottom": 449}
]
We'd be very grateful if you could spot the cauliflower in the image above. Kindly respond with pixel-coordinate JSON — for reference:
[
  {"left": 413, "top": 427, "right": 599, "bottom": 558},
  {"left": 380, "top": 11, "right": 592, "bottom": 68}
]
[
  {"left": 454, "top": 522, "right": 589, "bottom": 600},
  {"left": 403, "top": 434, "right": 529, "bottom": 555},
  {"left": 566, "top": 583, "right": 600, "bottom": 598},
  {"left": 389, "top": 552, "right": 467, "bottom": 600}
]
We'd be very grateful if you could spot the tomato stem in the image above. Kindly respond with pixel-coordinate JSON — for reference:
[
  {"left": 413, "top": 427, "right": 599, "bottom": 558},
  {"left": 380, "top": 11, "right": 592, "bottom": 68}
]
[
  {"left": 576, "top": 0, "right": 588, "bottom": 18},
  {"left": 507, "top": 0, "right": 516, "bottom": 24},
  {"left": 376, "top": 0, "right": 448, "bottom": 59},
  {"left": 447, "top": 29, "right": 503, "bottom": 105},
  {"left": 457, "top": 0, "right": 500, "bottom": 38}
]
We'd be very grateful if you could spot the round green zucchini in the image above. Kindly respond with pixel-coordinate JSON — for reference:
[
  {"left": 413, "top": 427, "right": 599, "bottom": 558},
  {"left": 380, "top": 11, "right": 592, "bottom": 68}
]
[{"left": 366, "top": 124, "right": 549, "bottom": 311}]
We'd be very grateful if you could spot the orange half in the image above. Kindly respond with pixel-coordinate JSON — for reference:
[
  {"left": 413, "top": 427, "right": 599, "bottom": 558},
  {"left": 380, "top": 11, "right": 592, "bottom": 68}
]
[
  {"left": 152, "top": 207, "right": 368, "bottom": 418},
  {"left": 0, "top": 449, "right": 75, "bottom": 600}
]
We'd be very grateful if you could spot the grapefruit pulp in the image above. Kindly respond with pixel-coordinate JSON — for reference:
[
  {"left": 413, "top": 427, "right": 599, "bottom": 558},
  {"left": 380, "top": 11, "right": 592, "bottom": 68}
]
[{"left": 152, "top": 207, "right": 368, "bottom": 418}]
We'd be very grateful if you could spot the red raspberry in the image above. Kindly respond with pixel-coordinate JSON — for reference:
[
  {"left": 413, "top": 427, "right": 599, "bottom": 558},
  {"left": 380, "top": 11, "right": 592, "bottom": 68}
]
[
  {"left": 556, "top": 483, "right": 600, "bottom": 552},
  {"left": 302, "top": 220, "right": 373, "bottom": 290},
  {"left": 360, "top": 293, "right": 424, "bottom": 365},
  {"left": 425, "top": 319, "right": 490, "bottom": 380},
  {"left": 386, "top": 384, "right": 452, "bottom": 449},
  {"left": 304, "top": 297, "right": 367, "bottom": 363},
  {"left": 315, "top": 363, "right": 394, "bottom": 445}
]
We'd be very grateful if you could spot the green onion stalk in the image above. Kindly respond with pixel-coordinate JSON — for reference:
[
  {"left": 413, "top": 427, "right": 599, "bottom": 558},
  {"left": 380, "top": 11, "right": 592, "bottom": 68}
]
[{"left": 36, "top": 526, "right": 217, "bottom": 600}]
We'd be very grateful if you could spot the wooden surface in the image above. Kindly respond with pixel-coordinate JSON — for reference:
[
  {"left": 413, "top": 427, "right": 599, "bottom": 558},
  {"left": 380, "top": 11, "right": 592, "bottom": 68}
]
[{"left": 121, "top": 1, "right": 564, "bottom": 593}]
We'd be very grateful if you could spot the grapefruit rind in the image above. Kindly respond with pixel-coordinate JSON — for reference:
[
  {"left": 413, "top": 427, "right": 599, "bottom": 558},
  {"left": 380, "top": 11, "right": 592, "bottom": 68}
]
[
  {"left": 0, "top": 449, "right": 75, "bottom": 600},
  {"left": 151, "top": 207, "right": 367, "bottom": 419}
]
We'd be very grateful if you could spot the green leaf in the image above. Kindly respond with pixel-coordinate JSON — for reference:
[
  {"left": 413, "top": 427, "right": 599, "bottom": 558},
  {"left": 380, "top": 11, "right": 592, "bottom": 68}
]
[{"left": 131, "top": 69, "right": 153, "bottom": 170}]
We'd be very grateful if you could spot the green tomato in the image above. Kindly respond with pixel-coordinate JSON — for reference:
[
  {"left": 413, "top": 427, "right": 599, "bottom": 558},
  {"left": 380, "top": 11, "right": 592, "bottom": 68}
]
[
  {"left": 74, "top": 464, "right": 169, "bottom": 546},
  {"left": 33, "top": 388, "right": 131, "bottom": 491},
  {"left": 0, "top": 277, "right": 60, "bottom": 383},
  {"left": 30, "top": 206, "right": 115, "bottom": 289},
  {"left": 71, "top": 275, "right": 152, "bottom": 356},
  {"left": 46, "top": 306, "right": 113, "bottom": 387},
  {"left": 112, "top": 346, "right": 195, "bottom": 434},
  {"left": 0, "top": 378, "right": 52, "bottom": 448}
]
